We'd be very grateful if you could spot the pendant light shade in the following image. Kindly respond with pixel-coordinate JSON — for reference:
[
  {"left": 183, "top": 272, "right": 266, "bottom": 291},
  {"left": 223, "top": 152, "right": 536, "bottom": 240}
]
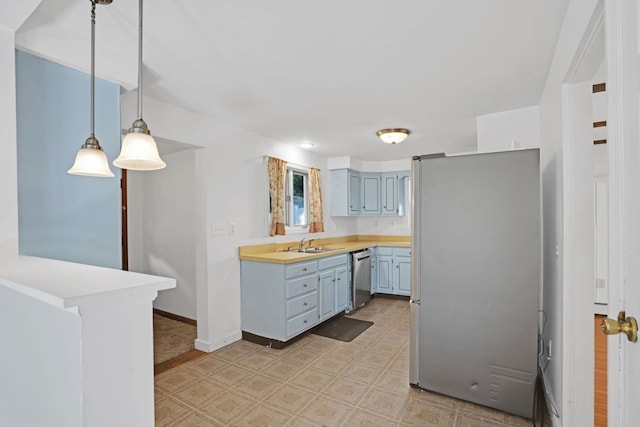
[
  {"left": 68, "top": 0, "right": 114, "bottom": 177},
  {"left": 69, "top": 136, "right": 115, "bottom": 177},
  {"left": 113, "top": 119, "right": 165, "bottom": 170},
  {"left": 114, "top": 0, "right": 166, "bottom": 171}
]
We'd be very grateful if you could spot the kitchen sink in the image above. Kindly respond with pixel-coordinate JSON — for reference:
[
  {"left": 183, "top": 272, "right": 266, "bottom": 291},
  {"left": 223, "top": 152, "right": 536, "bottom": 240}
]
[
  {"left": 299, "top": 247, "right": 341, "bottom": 253},
  {"left": 282, "top": 247, "right": 344, "bottom": 253}
]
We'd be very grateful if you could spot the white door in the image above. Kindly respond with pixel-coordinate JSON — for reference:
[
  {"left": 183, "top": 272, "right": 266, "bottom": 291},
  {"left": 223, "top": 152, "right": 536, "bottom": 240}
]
[{"left": 604, "top": 1, "right": 640, "bottom": 425}]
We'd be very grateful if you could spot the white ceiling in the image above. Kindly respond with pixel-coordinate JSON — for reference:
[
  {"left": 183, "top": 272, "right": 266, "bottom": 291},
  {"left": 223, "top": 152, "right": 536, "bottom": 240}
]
[{"left": 15, "top": 0, "right": 571, "bottom": 161}]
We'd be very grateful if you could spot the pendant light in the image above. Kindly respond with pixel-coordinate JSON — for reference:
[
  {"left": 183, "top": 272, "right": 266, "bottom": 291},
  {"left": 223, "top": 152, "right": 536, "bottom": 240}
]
[
  {"left": 68, "top": 0, "right": 115, "bottom": 177},
  {"left": 113, "top": 0, "right": 166, "bottom": 170}
]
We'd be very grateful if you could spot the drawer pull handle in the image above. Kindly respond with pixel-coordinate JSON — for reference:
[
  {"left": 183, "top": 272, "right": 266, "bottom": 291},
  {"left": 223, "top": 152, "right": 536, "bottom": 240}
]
[
  {"left": 302, "top": 268, "right": 308, "bottom": 272},
  {"left": 303, "top": 302, "right": 308, "bottom": 306},
  {"left": 303, "top": 320, "right": 308, "bottom": 324},
  {"left": 303, "top": 284, "right": 307, "bottom": 288}
]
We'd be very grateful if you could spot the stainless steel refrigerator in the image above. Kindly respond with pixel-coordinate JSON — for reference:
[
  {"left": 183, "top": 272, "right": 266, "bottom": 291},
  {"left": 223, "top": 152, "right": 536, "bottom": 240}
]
[{"left": 409, "top": 149, "right": 540, "bottom": 419}]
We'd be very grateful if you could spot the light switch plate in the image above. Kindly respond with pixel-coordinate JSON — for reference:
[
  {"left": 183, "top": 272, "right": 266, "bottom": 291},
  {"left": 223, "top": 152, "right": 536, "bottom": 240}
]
[{"left": 211, "top": 223, "right": 227, "bottom": 235}]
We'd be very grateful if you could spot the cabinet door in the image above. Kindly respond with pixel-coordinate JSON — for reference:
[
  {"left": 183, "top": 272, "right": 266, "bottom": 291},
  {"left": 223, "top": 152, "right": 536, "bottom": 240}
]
[
  {"left": 381, "top": 173, "right": 398, "bottom": 215},
  {"left": 395, "top": 256, "right": 411, "bottom": 296},
  {"left": 360, "top": 174, "right": 381, "bottom": 215},
  {"left": 319, "top": 270, "right": 336, "bottom": 320},
  {"left": 348, "top": 172, "right": 361, "bottom": 215},
  {"left": 397, "top": 173, "right": 411, "bottom": 217},
  {"left": 335, "top": 266, "right": 349, "bottom": 313},
  {"left": 377, "top": 256, "right": 393, "bottom": 293},
  {"left": 370, "top": 256, "right": 378, "bottom": 294}
]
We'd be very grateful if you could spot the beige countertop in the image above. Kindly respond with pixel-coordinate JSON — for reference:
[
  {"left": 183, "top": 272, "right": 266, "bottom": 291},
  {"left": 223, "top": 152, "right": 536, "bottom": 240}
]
[{"left": 238, "top": 235, "right": 410, "bottom": 264}]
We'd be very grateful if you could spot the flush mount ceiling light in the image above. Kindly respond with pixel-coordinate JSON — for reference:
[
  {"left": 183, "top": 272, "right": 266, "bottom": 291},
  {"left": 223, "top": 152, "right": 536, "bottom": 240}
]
[
  {"left": 68, "top": 0, "right": 115, "bottom": 177},
  {"left": 300, "top": 142, "right": 315, "bottom": 149},
  {"left": 376, "top": 128, "right": 411, "bottom": 145},
  {"left": 113, "top": 0, "right": 166, "bottom": 171}
]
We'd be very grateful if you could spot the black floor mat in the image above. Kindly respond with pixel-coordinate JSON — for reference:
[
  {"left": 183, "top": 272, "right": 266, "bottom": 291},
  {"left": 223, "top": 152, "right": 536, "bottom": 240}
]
[{"left": 312, "top": 316, "right": 373, "bottom": 342}]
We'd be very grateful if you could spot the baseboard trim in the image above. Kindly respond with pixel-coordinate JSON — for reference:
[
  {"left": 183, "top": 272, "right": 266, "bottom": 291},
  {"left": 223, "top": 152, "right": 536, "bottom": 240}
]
[
  {"left": 154, "top": 349, "right": 206, "bottom": 375},
  {"left": 153, "top": 308, "right": 197, "bottom": 326},
  {"left": 194, "top": 331, "right": 242, "bottom": 353}
]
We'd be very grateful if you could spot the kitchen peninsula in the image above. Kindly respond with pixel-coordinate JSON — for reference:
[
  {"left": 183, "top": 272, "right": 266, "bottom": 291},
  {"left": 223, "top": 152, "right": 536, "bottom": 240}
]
[{"left": 238, "top": 235, "right": 410, "bottom": 348}]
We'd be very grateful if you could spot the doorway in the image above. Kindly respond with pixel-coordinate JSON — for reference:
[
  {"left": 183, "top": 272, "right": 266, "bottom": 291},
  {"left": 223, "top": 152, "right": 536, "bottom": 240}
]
[{"left": 124, "top": 138, "right": 204, "bottom": 371}]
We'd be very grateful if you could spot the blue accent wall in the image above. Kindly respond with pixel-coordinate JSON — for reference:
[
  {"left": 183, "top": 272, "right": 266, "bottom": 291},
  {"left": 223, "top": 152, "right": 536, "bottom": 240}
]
[{"left": 16, "top": 50, "right": 122, "bottom": 269}]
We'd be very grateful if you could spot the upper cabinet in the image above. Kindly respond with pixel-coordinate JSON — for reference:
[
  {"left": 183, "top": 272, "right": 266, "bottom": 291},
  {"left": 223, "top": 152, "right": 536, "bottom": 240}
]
[
  {"left": 330, "top": 169, "right": 409, "bottom": 217},
  {"left": 360, "top": 174, "right": 381, "bottom": 215},
  {"left": 331, "top": 169, "right": 361, "bottom": 216},
  {"left": 397, "top": 172, "right": 411, "bottom": 217},
  {"left": 381, "top": 173, "right": 398, "bottom": 215}
]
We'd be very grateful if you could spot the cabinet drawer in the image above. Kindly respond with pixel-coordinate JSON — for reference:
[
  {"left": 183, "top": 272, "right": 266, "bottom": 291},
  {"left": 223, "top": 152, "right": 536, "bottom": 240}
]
[
  {"left": 286, "top": 275, "right": 318, "bottom": 298},
  {"left": 285, "top": 261, "right": 317, "bottom": 279},
  {"left": 286, "top": 291, "right": 318, "bottom": 318},
  {"left": 318, "top": 254, "right": 348, "bottom": 270},
  {"left": 376, "top": 247, "right": 393, "bottom": 256},
  {"left": 394, "top": 247, "right": 411, "bottom": 257},
  {"left": 287, "top": 308, "right": 318, "bottom": 338}
]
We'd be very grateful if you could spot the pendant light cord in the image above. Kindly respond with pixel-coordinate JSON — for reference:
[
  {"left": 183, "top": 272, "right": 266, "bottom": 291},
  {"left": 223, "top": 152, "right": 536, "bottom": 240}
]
[
  {"left": 90, "top": 0, "right": 96, "bottom": 138},
  {"left": 137, "top": 0, "right": 143, "bottom": 121}
]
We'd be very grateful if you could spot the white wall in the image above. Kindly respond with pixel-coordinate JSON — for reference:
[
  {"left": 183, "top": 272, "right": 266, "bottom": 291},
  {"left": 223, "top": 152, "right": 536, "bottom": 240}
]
[
  {"left": 0, "top": 27, "right": 20, "bottom": 267},
  {"left": 128, "top": 149, "right": 198, "bottom": 320},
  {"left": 121, "top": 91, "right": 358, "bottom": 351},
  {"left": 537, "top": 1, "right": 600, "bottom": 425},
  {"left": 477, "top": 106, "right": 540, "bottom": 152},
  {"left": 0, "top": 285, "right": 82, "bottom": 427}
]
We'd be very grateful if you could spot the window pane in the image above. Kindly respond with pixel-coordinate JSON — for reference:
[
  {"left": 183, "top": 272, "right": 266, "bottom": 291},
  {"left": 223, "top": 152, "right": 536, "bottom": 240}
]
[{"left": 293, "top": 171, "right": 307, "bottom": 226}]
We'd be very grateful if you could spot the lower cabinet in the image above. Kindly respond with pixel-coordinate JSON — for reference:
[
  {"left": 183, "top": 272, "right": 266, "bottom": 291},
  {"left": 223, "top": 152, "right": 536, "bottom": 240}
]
[
  {"left": 370, "top": 248, "right": 378, "bottom": 294},
  {"left": 318, "top": 255, "right": 349, "bottom": 321},
  {"left": 240, "top": 247, "right": 411, "bottom": 347},
  {"left": 241, "top": 254, "right": 349, "bottom": 346},
  {"left": 374, "top": 247, "right": 411, "bottom": 296}
]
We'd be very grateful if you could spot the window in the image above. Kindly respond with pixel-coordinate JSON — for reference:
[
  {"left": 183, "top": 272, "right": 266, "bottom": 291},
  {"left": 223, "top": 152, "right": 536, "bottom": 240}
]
[{"left": 285, "top": 167, "right": 309, "bottom": 229}]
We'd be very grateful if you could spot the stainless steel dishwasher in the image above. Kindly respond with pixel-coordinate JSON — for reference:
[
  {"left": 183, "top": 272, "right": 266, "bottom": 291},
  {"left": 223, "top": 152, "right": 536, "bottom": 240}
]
[{"left": 351, "top": 249, "right": 372, "bottom": 310}]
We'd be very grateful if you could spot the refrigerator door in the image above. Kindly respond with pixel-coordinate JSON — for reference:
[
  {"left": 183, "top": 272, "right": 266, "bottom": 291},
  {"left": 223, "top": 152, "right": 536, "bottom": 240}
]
[{"left": 412, "top": 150, "right": 540, "bottom": 419}]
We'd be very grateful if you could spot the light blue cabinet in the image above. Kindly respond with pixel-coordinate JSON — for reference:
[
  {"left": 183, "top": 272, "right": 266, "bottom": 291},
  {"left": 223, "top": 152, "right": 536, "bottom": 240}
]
[
  {"left": 394, "top": 248, "right": 412, "bottom": 296},
  {"left": 348, "top": 172, "right": 361, "bottom": 215},
  {"left": 375, "top": 247, "right": 411, "bottom": 296},
  {"left": 242, "top": 254, "right": 349, "bottom": 345},
  {"left": 330, "top": 169, "right": 361, "bottom": 216},
  {"left": 335, "top": 266, "right": 349, "bottom": 312},
  {"left": 377, "top": 247, "right": 393, "bottom": 293},
  {"left": 360, "top": 174, "right": 381, "bottom": 215},
  {"left": 318, "top": 254, "right": 349, "bottom": 321},
  {"left": 319, "top": 270, "right": 335, "bottom": 321},
  {"left": 397, "top": 172, "right": 411, "bottom": 217},
  {"left": 381, "top": 173, "right": 399, "bottom": 215},
  {"left": 370, "top": 247, "right": 378, "bottom": 294},
  {"left": 330, "top": 169, "right": 409, "bottom": 217},
  {"left": 241, "top": 259, "right": 318, "bottom": 343}
]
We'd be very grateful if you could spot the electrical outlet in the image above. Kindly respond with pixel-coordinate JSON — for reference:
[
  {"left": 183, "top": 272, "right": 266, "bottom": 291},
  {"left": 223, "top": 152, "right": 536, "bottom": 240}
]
[{"left": 228, "top": 222, "right": 236, "bottom": 236}]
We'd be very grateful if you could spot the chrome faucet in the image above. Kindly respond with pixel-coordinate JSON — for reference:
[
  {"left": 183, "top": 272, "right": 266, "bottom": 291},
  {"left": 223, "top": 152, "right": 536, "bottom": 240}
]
[{"left": 299, "top": 238, "right": 314, "bottom": 251}]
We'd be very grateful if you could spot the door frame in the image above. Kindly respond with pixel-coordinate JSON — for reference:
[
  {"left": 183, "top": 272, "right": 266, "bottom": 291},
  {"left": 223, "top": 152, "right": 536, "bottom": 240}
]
[
  {"left": 563, "top": 2, "right": 639, "bottom": 426},
  {"left": 560, "top": 1, "right": 605, "bottom": 426},
  {"left": 604, "top": 0, "right": 639, "bottom": 425}
]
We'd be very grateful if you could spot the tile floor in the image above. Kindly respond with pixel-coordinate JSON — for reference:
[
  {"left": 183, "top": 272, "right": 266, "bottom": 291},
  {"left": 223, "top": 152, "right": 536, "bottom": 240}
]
[{"left": 154, "top": 297, "right": 532, "bottom": 426}]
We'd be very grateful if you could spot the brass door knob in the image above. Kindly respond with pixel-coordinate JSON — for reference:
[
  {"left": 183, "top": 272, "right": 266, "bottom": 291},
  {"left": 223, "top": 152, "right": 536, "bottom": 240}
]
[{"left": 601, "top": 311, "right": 638, "bottom": 342}]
